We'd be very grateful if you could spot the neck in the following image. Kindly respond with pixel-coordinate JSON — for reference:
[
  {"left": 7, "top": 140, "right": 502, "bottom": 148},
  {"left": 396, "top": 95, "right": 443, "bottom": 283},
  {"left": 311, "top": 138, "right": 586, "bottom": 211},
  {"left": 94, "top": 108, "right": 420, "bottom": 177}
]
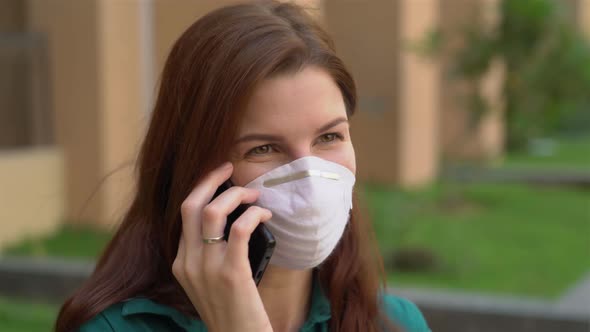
[{"left": 258, "top": 265, "right": 313, "bottom": 332}]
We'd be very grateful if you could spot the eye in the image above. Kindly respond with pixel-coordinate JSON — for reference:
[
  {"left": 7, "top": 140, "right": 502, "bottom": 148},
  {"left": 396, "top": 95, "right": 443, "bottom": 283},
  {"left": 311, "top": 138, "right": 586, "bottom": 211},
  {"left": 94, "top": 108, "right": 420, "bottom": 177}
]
[
  {"left": 247, "top": 144, "right": 274, "bottom": 156},
  {"left": 317, "top": 133, "right": 343, "bottom": 144}
]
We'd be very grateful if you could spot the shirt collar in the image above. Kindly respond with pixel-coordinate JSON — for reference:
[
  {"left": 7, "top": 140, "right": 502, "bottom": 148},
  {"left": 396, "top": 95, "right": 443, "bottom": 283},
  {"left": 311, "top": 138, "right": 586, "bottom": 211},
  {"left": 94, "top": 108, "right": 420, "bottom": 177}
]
[
  {"left": 121, "top": 297, "right": 201, "bottom": 331},
  {"left": 121, "top": 276, "right": 332, "bottom": 330}
]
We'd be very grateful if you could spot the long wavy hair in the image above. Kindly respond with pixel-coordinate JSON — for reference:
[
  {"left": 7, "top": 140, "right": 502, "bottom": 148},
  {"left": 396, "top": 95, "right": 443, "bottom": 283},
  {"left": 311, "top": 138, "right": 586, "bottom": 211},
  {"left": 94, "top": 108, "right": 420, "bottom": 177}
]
[{"left": 56, "top": 1, "right": 396, "bottom": 331}]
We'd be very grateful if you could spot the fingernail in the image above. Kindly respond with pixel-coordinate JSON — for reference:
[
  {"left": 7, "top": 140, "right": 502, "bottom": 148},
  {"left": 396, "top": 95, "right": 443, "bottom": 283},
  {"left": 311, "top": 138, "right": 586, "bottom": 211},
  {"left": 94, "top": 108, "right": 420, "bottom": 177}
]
[{"left": 221, "top": 161, "right": 232, "bottom": 169}]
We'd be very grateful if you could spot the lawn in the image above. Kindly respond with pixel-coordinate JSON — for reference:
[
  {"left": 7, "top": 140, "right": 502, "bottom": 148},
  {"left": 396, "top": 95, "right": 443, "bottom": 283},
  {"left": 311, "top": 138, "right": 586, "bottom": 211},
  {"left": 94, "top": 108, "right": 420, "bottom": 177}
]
[
  {"left": 0, "top": 296, "right": 57, "bottom": 332},
  {"left": 3, "top": 181, "right": 588, "bottom": 300},
  {"left": 366, "top": 181, "right": 590, "bottom": 298},
  {"left": 501, "top": 134, "right": 590, "bottom": 171},
  {"left": 0, "top": 225, "right": 110, "bottom": 332},
  {"left": 2, "top": 224, "right": 112, "bottom": 259},
  {"left": 0, "top": 187, "right": 588, "bottom": 332}
]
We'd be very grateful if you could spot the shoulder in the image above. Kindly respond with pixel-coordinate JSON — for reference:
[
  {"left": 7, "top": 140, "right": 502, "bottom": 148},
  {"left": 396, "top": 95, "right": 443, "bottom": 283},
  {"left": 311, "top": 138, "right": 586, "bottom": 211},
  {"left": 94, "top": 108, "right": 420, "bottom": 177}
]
[
  {"left": 77, "top": 298, "right": 205, "bottom": 332},
  {"left": 381, "top": 294, "right": 431, "bottom": 332},
  {"left": 78, "top": 303, "right": 122, "bottom": 332}
]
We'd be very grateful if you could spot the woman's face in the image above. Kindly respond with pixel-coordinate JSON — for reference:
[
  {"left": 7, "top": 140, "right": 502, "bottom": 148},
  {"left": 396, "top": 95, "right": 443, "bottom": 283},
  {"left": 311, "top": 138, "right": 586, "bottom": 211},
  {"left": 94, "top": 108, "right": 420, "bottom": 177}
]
[{"left": 229, "top": 66, "right": 356, "bottom": 186}]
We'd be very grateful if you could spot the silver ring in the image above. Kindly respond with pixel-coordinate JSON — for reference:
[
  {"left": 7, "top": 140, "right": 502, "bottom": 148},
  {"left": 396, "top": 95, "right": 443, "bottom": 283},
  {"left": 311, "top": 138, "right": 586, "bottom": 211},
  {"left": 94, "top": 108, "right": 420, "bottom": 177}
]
[{"left": 202, "top": 235, "right": 225, "bottom": 244}]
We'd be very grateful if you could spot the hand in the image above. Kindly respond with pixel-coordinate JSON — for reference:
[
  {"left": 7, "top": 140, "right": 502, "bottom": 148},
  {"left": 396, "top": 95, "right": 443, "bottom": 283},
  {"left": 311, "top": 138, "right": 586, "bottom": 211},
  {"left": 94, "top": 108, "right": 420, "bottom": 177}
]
[{"left": 172, "top": 162, "right": 273, "bottom": 332}]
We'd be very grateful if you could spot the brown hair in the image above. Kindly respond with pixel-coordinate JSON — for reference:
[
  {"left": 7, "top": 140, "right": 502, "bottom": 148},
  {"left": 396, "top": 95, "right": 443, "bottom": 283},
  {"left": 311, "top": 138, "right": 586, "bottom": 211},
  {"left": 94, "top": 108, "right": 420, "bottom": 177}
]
[{"left": 56, "top": 1, "right": 395, "bottom": 331}]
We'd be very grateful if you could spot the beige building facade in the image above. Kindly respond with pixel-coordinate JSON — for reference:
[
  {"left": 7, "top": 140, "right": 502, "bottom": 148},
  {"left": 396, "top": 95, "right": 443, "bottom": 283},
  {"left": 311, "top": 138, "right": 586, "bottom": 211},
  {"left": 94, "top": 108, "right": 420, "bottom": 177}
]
[{"left": 1, "top": 0, "right": 586, "bottom": 245}]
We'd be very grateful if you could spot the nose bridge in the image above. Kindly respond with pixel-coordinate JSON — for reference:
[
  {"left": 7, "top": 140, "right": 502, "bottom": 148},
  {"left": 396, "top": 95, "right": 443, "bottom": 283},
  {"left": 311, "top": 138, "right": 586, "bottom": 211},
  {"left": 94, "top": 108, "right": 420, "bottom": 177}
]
[{"left": 289, "top": 142, "right": 313, "bottom": 161}]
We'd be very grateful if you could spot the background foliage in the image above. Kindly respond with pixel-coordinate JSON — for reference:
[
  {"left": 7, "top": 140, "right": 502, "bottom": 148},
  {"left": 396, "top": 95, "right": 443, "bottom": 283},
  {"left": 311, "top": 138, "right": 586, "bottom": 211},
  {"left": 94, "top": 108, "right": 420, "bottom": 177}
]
[{"left": 438, "top": 0, "right": 590, "bottom": 149}]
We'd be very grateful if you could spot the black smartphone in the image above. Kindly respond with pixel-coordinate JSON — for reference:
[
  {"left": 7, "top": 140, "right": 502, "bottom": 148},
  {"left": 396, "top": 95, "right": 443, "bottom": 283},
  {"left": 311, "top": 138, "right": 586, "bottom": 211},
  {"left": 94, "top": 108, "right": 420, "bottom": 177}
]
[{"left": 211, "top": 180, "right": 276, "bottom": 285}]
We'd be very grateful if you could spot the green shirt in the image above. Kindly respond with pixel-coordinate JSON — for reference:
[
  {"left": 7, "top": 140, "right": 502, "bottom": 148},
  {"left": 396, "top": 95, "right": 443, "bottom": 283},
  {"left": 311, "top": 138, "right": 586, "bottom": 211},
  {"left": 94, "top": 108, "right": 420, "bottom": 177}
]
[{"left": 79, "top": 281, "right": 430, "bottom": 332}]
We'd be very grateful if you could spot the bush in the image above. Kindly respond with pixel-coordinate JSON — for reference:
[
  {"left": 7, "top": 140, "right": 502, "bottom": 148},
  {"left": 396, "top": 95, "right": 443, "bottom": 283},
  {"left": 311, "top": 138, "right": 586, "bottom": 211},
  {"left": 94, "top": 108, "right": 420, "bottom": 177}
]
[{"left": 433, "top": 0, "right": 590, "bottom": 149}]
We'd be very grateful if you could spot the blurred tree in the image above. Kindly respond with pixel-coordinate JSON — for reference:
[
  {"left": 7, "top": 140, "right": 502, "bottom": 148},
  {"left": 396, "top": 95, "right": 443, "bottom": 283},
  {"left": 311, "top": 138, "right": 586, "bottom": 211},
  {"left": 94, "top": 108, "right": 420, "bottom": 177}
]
[{"left": 430, "top": 0, "right": 590, "bottom": 150}]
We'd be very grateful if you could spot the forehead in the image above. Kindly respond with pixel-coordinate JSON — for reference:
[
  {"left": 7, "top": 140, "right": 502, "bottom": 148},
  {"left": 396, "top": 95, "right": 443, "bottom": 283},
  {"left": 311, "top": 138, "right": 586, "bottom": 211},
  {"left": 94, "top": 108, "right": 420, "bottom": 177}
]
[{"left": 238, "top": 66, "right": 347, "bottom": 133}]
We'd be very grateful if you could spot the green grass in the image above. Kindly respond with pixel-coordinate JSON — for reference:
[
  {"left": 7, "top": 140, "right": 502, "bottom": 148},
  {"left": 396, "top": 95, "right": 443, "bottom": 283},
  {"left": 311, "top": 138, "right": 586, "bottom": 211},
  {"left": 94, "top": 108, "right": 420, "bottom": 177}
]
[
  {"left": 502, "top": 135, "right": 590, "bottom": 170},
  {"left": 2, "top": 182, "right": 588, "bottom": 302},
  {"left": 2, "top": 224, "right": 112, "bottom": 259},
  {"left": 0, "top": 225, "right": 110, "bottom": 331},
  {"left": 0, "top": 297, "right": 57, "bottom": 332},
  {"left": 366, "top": 182, "right": 590, "bottom": 298}
]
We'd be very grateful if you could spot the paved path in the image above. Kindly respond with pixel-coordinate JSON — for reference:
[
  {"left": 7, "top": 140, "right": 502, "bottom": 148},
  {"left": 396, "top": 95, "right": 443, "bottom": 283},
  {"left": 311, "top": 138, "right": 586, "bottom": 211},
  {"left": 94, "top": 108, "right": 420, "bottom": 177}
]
[
  {"left": 388, "top": 271, "right": 590, "bottom": 318},
  {"left": 388, "top": 286, "right": 582, "bottom": 318},
  {"left": 557, "top": 271, "right": 590, "bottom": 315}
]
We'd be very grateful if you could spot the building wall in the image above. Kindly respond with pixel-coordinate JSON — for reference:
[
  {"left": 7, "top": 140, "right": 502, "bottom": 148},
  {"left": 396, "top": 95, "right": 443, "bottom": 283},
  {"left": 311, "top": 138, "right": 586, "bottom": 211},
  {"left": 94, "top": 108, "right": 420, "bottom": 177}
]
[
  {"left": 578, "top": 0, "right": 590, "bottom": 39},
  {"left": 26, "top": 0, "right": 144, "bottom": 227},
  {"left": 396, "top": 0, "right": 440, "bottom": 187},
  {"left": 0, "top": 0, "right": 28, "bottom": 147},
  {"left": 27, "top": 0, "right": 104, "bottom": 224},
  {"left": 0, "top": 0, "right": 53, "bottom": 148},
  {"left": 96, "top": 1, "right": 145, "bottom": 227},
  {"left": 0, "top": 1, "right": 64, "bottom": 248},
  {"left": 1, "top": 0, "right": 509, "bottom": 230},
  {"left": 0, "top": 147, "right": 63, "bottom": 248},
  {"left": 324, "top": 0, "right": 402, "bottom": 184},
  {"left": 325, "top": 0, "right": 440, "bottom": 187}
]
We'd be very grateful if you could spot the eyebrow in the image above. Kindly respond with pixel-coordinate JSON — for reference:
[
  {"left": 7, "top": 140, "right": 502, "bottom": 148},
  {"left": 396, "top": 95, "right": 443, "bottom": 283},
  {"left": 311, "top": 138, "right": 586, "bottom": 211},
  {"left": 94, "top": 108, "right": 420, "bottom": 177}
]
[
  {"left": 234, "top": 133, "right": 283, "bottom": 144},
  {"left": 315, "top": 117, "right": 348, "bottom": 135},
  {"left": 234, "top": 116, "right": 349, "bottom": 144}
]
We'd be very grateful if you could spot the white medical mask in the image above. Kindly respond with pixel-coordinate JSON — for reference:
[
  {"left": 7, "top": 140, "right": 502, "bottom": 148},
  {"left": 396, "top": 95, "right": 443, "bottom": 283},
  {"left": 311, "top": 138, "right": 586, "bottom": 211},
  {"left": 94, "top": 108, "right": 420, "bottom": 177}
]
[{"left": 244, "top": 156, "right": 356, "bottom": 270}]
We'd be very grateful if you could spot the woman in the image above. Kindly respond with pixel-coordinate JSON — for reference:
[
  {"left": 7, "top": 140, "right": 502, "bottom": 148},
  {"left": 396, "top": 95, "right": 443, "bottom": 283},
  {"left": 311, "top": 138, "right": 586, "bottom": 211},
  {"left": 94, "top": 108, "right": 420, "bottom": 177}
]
[{"left": 56, "top": 1, "right": 430, "bottom": 331}]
